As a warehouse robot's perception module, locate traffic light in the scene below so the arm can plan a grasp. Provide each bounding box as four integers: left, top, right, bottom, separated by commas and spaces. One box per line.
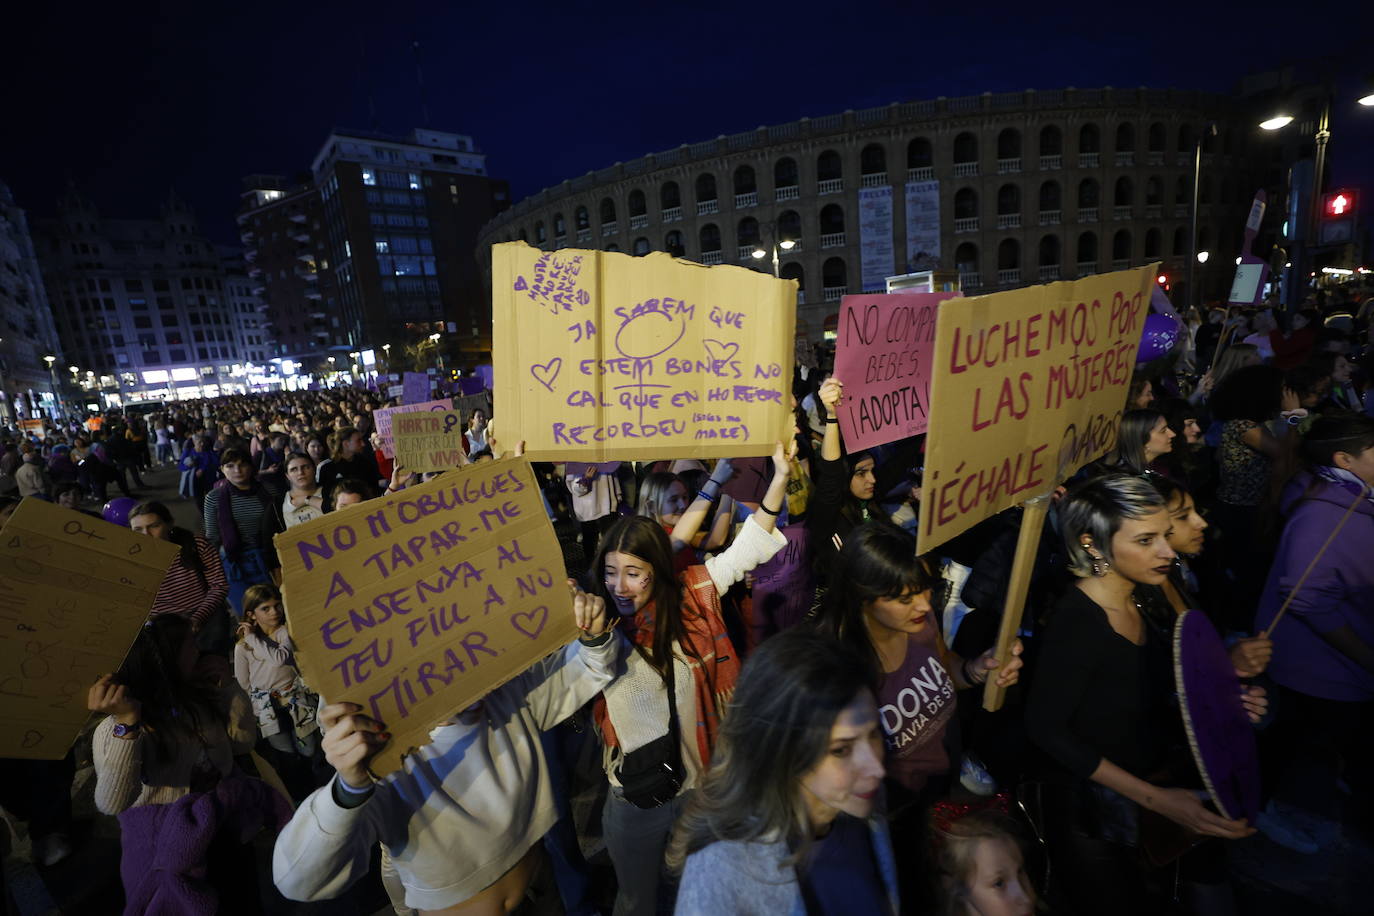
1319, 189, 1358, 246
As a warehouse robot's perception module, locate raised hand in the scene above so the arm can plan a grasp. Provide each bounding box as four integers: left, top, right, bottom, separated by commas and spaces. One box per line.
88, 674, 141, 724
819, 377, 843, 412
319, 702, 390, 788
569, 579, 609, 640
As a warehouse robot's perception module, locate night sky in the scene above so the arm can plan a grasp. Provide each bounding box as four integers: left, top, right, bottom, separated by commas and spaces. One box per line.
3, 0, 1368, 245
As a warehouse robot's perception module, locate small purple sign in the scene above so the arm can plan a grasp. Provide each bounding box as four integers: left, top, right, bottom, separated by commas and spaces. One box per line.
402, 372, 430, 405
458, 377, 485, 396
474, 364, 494, 390
1173, 610, 1261, 823
564, 461, 622, 477
748, 524, 813, 650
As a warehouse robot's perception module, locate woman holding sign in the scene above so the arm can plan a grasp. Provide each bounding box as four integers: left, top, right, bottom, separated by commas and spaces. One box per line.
1026, 475, 1265, 915
272, 585, 620, 915
592, 442, 796, 916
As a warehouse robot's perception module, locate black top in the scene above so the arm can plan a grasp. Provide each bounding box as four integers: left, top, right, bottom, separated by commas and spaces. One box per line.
1025, 587, 1175, 781
798, 813, 888, 916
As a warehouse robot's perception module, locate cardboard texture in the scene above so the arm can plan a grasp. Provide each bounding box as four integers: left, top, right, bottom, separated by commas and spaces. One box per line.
393, 409, 467, 474
373, 398, 455, 458
0, 501, 178, 759
492, 241, 798, 461
275, 457, 577, 775
831, 291, 960, 451
454, 392, 492, 426
402, 372, 431, 405
917, 266, 1158, 554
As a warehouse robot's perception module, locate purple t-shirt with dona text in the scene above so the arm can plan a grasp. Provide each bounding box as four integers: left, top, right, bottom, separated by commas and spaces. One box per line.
877, 626, 955, 793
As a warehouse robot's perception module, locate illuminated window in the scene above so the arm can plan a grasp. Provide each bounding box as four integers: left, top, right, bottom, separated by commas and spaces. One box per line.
362, 168, 376, 186
408, 172, 421, 190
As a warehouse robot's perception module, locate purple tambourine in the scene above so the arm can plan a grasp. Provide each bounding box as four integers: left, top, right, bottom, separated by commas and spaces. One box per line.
1172, 610, 1261, 823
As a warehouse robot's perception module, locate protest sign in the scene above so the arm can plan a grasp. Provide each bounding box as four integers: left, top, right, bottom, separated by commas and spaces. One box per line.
492, 241, 797, 461
832, 291, 959, 451
387, 384, 405, 399
402, 372, 431, 404
564, 461, 622, 478
393, 409, 466, 473
276, 457, 577, 774
454, 391, 492, 426
0, 501, 178, 759
917, 266, 1157, 555
373, 398, 455, 459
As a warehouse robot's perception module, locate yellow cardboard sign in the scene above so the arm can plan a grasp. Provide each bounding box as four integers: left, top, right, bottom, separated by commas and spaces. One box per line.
917, 266, 1158, 554
0, 501, 178, 759
492, 241, 797, 461
276, 457, 577, 775
393, 409, 467, 474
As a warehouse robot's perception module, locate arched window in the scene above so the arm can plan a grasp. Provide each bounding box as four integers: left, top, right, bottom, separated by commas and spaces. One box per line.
1172, 227, 1187, 257
1145, 177, 1163, 206
738, 217, 760, 247
1144, 228, 1162, 259
733, 165, 756, 195
699, 224, 721, 253
534, 221, 546, 243
599, 198, 616, 225
860, 144, 886, 176
953, 132, 978, 165
822, 257, 847, 292
633, 236, 650, 256
1115, 123, 1135, 152
907, 138, 933, 169
519, 229, 528, 242
775, 157, 799, 190
1077, 232, 1098, 265
553, 213, 566, 237
820, 204, 845, 234
1198, 227, 1211, 251
997, 239, 1020, 270
695, 173, 717, 203
1112, 229, 1132, 262
574, 206, 589, 231
1079, 123, 1100, 153
954, 188, 979, 219
1078, 178, 1099, 208
604, 243, 620, 252
997, 184, 1021, 215
954, 242, 979, 272
778, 209, 801, 242
660, 182, 680, 211
780, 262, 804, 294
817, 150, 843, 181
1177, 124, 1194, 154
628, 189, 646, 217
1039, 125, 1063, 157
1175, 175, 1190, 205
1200, 176, 1213, 204
1148, 123, 1166, 152
1202, 129, 1216, 154
1038, 235, 1060, 266
997, 128, 1022, 159
1039, 181, 1061, 212
1114, 177, 1133, 206
665, 231, 684, 256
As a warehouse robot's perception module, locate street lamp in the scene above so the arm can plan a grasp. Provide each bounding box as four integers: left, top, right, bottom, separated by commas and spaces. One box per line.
750, 223, 797, 279
1187, 123, 1217, 310
1196, 250, 1210, 264
428, 333, 444, 373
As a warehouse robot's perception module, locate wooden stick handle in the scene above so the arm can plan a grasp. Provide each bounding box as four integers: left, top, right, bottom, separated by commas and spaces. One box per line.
982, 494, 1051, 712
1261, 485, 1367, 639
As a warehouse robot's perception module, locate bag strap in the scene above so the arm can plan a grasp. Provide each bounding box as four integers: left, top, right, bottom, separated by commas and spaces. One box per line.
665, 655, 681, 772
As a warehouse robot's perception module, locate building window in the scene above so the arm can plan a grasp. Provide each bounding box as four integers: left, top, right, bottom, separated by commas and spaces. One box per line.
362, 168, 376, 186
633, 237, 650, 256
409, 172, 421, 190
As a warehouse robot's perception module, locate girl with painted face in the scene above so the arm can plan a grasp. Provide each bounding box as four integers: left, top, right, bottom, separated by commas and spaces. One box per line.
669, 629, 898, 915
592, 441, 795, 916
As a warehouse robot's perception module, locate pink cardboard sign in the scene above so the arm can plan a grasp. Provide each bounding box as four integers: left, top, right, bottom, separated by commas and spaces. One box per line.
832, 291, 959, 451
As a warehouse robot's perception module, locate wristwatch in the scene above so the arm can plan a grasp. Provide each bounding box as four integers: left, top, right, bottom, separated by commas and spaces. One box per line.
111, 721, 143, 739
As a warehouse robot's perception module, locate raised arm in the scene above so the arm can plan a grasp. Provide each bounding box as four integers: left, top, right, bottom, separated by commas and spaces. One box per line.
669, 459, 733, 551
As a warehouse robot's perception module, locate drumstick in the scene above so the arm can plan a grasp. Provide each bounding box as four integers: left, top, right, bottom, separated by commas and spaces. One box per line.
1261, 485, 1368, 639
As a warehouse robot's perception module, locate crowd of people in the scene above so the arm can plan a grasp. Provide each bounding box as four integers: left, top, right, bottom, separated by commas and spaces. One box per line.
0, 286, 1372, 915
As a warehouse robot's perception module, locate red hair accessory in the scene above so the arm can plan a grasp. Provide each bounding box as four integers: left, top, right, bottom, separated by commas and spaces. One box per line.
929, 792, 1013, 846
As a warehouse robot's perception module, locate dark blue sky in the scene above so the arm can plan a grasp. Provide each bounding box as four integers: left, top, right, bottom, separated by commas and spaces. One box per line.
3, 0, 1367, 243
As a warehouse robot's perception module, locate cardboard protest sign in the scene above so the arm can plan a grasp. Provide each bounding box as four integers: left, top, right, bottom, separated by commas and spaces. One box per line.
387, 384, 405, 399
917, 266, 1157, 555
832, 291, 959, 451
0, 501, 178, 759
454, 391, 492, 426
276, 457, 577, 774
402, 372, 431, 404
393, 409, 466, 474
492, 241, 797, 461
373, 398, 455, 458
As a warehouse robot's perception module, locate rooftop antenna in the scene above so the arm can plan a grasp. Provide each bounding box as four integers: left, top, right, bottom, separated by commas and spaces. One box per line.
413, 40, 431, 128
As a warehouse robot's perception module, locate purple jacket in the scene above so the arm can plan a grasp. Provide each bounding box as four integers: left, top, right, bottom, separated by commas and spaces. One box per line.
1255, 471, 1374, 702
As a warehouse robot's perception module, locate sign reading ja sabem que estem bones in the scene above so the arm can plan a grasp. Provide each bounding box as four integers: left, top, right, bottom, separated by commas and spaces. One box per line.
491, 241, 798, 461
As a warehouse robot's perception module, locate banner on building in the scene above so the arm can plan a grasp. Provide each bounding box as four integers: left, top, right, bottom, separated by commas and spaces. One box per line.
492, 242, 797, 461
917, 266, 1158, 554
858, 186, 896, 292
277, 457, 577, 775
904, 181, 941, 269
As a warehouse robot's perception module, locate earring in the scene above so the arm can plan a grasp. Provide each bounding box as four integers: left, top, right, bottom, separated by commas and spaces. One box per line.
1091, 555, 1110, 578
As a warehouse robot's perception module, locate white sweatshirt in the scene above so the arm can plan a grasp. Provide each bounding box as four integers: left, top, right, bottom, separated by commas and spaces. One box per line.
272, 635, 618, 911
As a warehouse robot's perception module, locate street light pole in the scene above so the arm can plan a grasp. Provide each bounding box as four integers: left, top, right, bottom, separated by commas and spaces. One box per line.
43, 355, 60, 422
1187, 124, 1217, 311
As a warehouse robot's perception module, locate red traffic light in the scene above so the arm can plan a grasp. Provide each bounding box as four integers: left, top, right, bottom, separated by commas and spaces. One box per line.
1322, 190, 1358, 218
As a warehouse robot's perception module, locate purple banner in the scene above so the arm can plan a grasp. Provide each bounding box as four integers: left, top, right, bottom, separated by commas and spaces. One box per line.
402, 372, 430, 405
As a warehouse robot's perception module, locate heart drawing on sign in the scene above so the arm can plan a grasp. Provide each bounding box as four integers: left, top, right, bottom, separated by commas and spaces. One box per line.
511, 606, 549, 640
21, 730, 43, 749
513, 275, 528, 291
530, 358, 563, 392
703, 339, 740, 367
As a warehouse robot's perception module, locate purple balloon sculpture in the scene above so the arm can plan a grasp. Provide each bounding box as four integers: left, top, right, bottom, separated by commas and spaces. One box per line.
1136, 311, 1180, 363
102, 496, 140, 527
